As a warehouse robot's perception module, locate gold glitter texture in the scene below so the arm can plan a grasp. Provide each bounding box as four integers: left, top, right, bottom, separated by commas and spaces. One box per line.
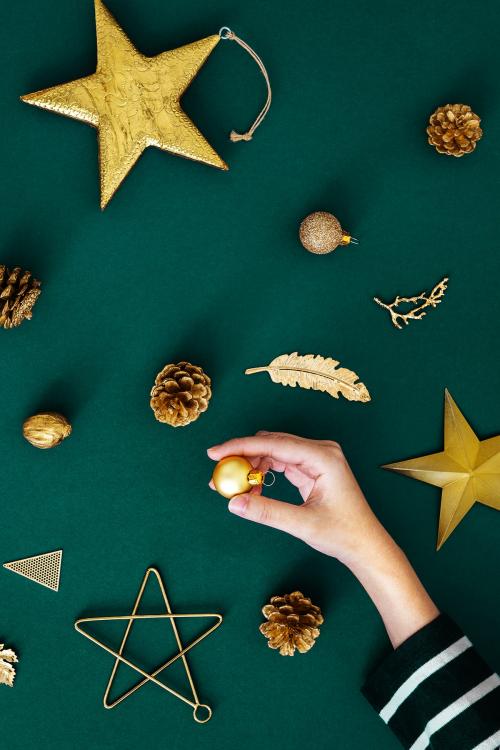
299, 212, 350, 255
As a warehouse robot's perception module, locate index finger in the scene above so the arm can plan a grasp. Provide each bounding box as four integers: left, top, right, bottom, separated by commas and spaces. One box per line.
207, 433, 325, 476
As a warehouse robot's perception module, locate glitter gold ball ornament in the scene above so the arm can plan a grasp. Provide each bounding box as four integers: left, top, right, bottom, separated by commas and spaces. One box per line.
427, 104, 482, 157
212, 456, 273, 499
0, 265, 41, 330
150, 362, 211, 428
260, 591, 324, 656
299, 211, 357, 255
23, 412, 72, 449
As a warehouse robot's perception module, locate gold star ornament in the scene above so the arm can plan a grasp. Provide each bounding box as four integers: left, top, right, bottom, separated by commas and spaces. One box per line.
383, 390, 500, 549
21, 0, 227, 208
75, 567, 223, 722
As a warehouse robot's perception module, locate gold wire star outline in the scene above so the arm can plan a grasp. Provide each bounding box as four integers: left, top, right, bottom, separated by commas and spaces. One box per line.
383, 389, 500, 549
21, 0, 228, 208
74, 567, 223, 723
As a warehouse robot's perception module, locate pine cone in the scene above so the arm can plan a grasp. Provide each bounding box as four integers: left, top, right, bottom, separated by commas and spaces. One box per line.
150, 361, 212, 427
0, 265, 41, 329
427, 104, 482, 157
259, 591, 324, 656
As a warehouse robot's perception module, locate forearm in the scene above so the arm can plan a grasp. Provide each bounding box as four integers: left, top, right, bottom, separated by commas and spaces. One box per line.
341, 523, 440, 648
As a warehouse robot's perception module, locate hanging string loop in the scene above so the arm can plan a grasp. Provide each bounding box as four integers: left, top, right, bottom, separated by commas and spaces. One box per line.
218, 27, 272, 143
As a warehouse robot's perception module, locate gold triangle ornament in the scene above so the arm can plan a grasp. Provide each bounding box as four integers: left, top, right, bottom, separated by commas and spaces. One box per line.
3, 549, 62, 591
75, 567, 223, 723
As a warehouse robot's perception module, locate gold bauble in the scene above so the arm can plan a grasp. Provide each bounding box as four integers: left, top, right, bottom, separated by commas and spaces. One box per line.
299, 211, 353, 255
212, 456, 264, 499
23, 412, 72, 449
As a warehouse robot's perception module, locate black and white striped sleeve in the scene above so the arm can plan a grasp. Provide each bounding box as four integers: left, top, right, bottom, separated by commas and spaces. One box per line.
362, 614, 500, 750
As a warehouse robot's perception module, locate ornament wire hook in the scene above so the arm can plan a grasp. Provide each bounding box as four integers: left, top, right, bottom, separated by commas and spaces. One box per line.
263, 471, 276, 488
218, 26, 233, 39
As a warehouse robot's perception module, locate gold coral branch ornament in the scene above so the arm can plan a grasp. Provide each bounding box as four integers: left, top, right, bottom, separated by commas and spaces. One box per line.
245, 353, 370, 403
74, 567, 223, 723
374, 277, 449, 330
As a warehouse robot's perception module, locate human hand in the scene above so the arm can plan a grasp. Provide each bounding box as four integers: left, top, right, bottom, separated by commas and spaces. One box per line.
208, 431, 440, 648
207, 431, 388, 566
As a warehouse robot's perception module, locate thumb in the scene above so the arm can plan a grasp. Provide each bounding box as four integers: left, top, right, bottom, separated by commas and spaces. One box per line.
228, 493, 305, 537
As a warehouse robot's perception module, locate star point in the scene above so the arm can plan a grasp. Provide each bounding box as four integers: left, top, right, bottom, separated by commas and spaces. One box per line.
383, 390, 500, 549
21, 0, 227, 207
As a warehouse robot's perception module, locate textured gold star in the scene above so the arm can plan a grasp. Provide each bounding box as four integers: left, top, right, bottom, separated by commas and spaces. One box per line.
383, 390, 500, 549
21, 0, 227, 208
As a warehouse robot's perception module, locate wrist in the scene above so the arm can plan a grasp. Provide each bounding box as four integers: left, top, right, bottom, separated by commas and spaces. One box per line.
336, 516, 397, 572
335, 524, 439, 648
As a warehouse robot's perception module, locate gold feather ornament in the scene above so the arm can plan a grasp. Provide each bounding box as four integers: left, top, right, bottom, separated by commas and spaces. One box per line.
245, 353, 370, 403
0, 642, 18, 687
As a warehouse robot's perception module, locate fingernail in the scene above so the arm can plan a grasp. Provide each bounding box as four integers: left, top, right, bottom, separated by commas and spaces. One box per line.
228, 494, 249, 516
207, 445, 220, 456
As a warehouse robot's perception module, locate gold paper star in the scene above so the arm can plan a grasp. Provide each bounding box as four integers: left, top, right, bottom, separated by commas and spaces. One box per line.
21, 0, 227, 208
383, 390, 500, 549
75, 567, 223, 722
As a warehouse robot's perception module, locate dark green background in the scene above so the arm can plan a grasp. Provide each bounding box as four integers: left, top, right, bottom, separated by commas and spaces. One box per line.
1, 0, 499, 748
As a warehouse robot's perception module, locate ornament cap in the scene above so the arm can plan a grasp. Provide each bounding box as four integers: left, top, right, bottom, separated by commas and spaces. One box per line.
247, 469, 264, 486
248, 469, 275, 487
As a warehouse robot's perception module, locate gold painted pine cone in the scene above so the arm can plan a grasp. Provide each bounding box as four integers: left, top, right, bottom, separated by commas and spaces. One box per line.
427, 104, 482, 157
150, 361, 212, 427
259, 591, 324, 656
0, 265, 41, 329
